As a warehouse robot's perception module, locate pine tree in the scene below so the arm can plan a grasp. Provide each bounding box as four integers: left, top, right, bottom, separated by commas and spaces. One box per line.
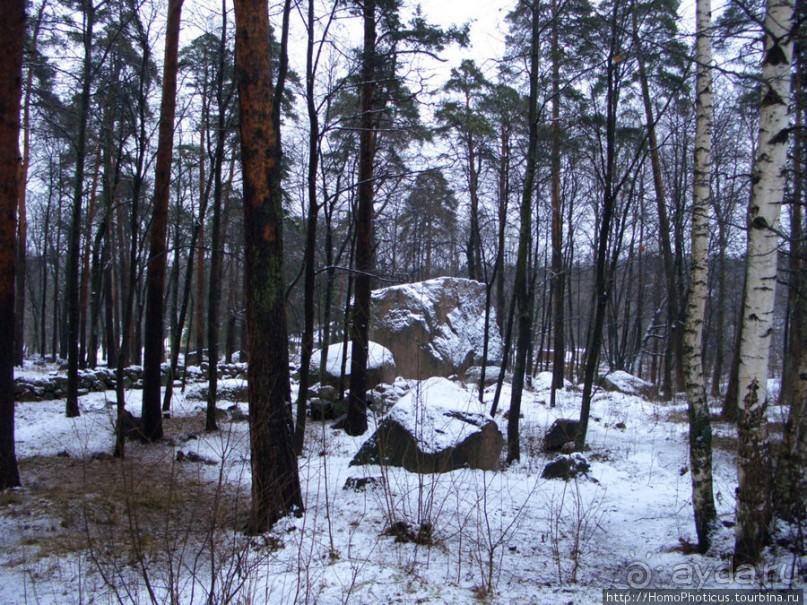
0, 0, 25, 490
233, 0, 304, 532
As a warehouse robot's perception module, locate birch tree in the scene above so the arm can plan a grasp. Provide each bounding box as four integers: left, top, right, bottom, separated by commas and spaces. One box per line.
734, 0, 795, 566
683, 0, 716, 552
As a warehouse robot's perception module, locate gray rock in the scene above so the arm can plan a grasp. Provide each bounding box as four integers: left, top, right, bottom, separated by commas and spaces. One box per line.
464, 365, 509, 386
350, 377, 503, 473
310, 342, 396, 390
343, 476, 384, 491
599, 370, 655, 398
370, 277, 503, 380
543, 419, 580, 452
541, 453, 590, 480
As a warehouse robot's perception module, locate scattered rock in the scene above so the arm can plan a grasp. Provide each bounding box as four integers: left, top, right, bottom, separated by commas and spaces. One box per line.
229, 408, 249, 423
330, 414, 348, 431
343, 476, 385, 491
382, 521, 433, 545
308, 397, 332, 421
350, 377, 503, 473
117, 410, 145, 440
318, 385, 338, 401
464, 366, 510, 386
543, 419, 580, 452
176, 450, 217, 466
541, 454, 590, 481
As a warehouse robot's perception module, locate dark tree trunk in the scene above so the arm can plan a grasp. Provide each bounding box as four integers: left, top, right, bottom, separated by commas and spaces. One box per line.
205, 1, 230, 433
142, 0, 183, 442
14, 1, 46, 366
66, 0, 96, 418
79, 145, 101, 369
633, 8, 684, 399
576, 0, 622, 451
234, 0, 303, 533
549, 0, 565, 405
346, 0, 378, 437
509, 4, 541, 461
294, 0, 328, 454
0, 0, 24, 490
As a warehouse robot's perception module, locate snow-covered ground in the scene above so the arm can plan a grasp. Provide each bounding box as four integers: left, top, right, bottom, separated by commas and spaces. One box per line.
0, 365, 802, 604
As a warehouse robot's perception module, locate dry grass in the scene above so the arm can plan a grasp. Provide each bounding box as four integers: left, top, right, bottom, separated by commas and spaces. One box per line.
661, 406, 786, 453
2, 413, 251, 566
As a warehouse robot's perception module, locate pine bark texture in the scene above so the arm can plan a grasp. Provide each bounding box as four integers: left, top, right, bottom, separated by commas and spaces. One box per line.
684, 0, 717, 552
234, 0, 303, 533
734, 0, 794, 566
346, 0, 378, 437
142, 0, 184, 442
14, 1, 45, 367
0, 0, 24, 490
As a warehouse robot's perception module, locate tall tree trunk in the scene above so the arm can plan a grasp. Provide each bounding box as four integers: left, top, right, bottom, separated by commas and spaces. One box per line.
549, 0, 565, 405
507, 0, 540, 464
294, 0, 331, 453
14, 0, 47, 366
632, 6, 684, 398
234, 0, 303, 533
466, 137, 482, 282
0, 0, 25, 490
194, 210, 205, 359
733, 0, 794, 566
79, 144, 102, 368
346, 0, 378, 437
576, 0, 622, 451
684, 0, 717, 552
65, 0, 96, 418
142, 0, 184, 442
205, 1, 230, 433
39, 169, 53, 357
710, 220, 727, 397
495, 123, 509, 333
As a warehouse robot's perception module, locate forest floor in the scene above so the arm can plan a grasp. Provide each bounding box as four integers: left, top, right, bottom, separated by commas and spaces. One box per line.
0, 365, 803, 604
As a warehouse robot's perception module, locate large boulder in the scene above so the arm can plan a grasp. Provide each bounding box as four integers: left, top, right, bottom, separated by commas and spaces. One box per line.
543, 418, 580, 452
600, 370, 655, 398
310, 341, 396, 389
350, 377, 503, 473
370, 277, 503, 380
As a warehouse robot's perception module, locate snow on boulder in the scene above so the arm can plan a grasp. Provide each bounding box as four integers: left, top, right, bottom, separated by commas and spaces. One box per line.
370, 277, 503, 379
541, 453, 590, 481
350, 377, 503, 473
310, 342, 396, 389
599, 370, 655, 398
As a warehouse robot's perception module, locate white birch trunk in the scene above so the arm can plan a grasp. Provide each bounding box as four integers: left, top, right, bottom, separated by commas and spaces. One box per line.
734, 0, 795, 566
684, 0, 716, 553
